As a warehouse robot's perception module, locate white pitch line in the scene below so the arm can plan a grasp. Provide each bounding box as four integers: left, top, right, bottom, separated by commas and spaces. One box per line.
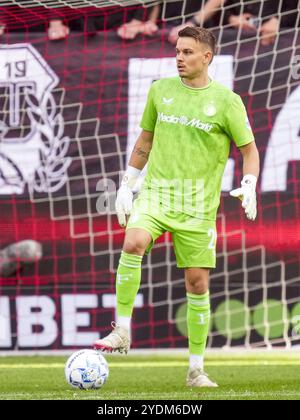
1, 360, 300, 369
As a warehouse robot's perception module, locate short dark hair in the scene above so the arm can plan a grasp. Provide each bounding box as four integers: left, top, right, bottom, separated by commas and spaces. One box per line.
178, 26, 216, 57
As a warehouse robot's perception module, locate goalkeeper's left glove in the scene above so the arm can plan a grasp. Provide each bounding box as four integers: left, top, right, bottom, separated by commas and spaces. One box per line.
230, 174, 257, 221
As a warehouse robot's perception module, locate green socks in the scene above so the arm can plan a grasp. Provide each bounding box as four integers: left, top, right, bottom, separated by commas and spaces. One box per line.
116, 252, 210, 357
186, 291, 211, 356
116, 251, 143, 318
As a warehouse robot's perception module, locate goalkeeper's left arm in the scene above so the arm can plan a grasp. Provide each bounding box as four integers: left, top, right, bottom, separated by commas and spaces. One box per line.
230, 141, 260, 221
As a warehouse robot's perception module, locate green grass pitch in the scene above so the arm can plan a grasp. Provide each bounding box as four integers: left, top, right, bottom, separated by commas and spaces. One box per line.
1, 352, 300, 400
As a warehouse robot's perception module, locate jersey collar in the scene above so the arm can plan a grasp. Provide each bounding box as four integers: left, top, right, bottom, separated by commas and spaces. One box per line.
180, 77, 213, 91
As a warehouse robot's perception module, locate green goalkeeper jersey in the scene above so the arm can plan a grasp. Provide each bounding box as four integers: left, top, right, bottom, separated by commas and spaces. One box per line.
139, 76, 254, 221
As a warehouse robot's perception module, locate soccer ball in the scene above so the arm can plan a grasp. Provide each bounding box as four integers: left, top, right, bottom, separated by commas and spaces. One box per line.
65, 349, 109, 390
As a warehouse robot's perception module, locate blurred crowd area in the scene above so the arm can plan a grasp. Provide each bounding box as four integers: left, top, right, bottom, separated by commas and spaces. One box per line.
0, 0, 298, 46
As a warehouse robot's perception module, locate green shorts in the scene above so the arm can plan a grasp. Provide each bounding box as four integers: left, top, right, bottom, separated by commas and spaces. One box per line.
126, 197, 217, 268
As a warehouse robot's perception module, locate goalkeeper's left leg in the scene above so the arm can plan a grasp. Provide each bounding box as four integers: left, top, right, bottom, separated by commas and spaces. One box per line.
185, 268, 218, 387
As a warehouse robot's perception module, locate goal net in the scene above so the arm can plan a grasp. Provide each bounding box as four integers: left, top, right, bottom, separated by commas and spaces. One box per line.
0, 0, 300, 351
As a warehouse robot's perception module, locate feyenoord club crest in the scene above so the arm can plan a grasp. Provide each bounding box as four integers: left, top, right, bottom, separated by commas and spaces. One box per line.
0, 43, 71, 194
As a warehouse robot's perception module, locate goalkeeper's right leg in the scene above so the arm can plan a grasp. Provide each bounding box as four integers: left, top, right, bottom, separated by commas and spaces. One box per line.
93, 322, 131, 353
94, 244, 145, 353
93, 223, 154, 353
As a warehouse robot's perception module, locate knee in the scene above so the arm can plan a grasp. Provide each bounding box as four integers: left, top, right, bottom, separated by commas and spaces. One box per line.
123, 239, 146, 256
186, 272, 209, 295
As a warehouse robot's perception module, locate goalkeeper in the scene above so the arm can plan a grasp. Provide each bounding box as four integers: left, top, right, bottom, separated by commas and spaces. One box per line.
94, 26, 260, 388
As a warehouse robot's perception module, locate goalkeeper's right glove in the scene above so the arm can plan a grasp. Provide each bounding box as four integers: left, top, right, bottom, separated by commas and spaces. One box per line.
115, 166, 141, 227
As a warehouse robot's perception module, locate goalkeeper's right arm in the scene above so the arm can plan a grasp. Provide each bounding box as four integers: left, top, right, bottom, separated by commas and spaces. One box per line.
115, 130, 153, 227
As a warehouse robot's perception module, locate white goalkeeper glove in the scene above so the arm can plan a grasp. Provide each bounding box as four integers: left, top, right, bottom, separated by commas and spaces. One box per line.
230, 174, 257, 221
115, 166, 141, 227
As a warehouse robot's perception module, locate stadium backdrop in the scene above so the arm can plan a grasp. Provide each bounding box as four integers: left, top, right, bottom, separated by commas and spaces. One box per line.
0, 8, 300, 351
